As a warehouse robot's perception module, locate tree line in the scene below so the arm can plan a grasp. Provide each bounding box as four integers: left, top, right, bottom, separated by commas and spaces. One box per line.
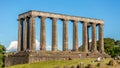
79, 38, 120, 57
0, 44, 5, 67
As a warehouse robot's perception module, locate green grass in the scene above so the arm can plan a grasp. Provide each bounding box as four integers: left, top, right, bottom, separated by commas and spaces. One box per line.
7, 58, 112, 68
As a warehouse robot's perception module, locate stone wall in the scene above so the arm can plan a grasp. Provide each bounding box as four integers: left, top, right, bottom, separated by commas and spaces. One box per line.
5, 51, 110, 67
5, 52, 29, 67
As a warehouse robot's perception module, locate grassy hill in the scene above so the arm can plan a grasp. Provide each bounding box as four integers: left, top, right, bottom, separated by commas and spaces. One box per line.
7, 58, 112, 68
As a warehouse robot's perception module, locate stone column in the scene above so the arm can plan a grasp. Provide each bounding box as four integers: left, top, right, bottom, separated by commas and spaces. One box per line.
99, 24, 104, 53
92, 23, 97, 52
52, 18, 58, 51
30, 16, 36, 52
87, 26, 91, 51
73, 20, 78, 51
63, 19, 68, 51
23, 18, 28, 51
40, 16, 46, 51
27, 18, 30, 49
18, 19, 23, 51
82, 22, 88, 52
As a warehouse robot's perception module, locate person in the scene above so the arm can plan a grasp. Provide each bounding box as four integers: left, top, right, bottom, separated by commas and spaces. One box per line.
97, 56, 101, 62
79, 54, 82, 58
86, 53, 89, 58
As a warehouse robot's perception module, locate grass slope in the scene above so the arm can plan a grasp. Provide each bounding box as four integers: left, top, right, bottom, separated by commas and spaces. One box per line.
8, 58, 112, 68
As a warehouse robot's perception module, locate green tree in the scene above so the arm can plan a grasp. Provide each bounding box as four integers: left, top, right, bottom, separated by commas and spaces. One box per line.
0, 44, 6, 67
104, 38, 115, 55
78, 45, 82, 51
104, 38, 120, 57
0, 45, 5, 54
115, 40, 120, 47
78, 38, 120, 58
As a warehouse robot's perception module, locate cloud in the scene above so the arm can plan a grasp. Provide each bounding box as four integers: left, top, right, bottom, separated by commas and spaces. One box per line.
7, 40, 52, 52
46, 45, 51, 51
36, 40, 40, 50
89, 39, 92, 42
7, 41, 18, 52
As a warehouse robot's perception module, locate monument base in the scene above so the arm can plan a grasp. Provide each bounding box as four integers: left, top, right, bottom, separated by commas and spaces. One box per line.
5, 51, 110, 67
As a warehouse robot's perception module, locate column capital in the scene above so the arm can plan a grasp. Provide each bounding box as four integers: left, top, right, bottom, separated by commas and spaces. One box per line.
39, 16, 46, 19
40, 16, 46, 22
92, 23, 97, 25
24, 16, 30, 20
18, 18, 24, 21
62, 19, 69, 21
29, 15, 36, 19
99, 23, 104, 26
50, 17, 58, 20
82, 21, 91, 27
72, 20, 79, 23
82, 21, 89, 23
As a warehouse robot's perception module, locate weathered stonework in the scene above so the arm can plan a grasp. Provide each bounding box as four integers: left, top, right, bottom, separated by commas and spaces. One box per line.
17, 10, 104, 52
82, 22, 88, 52
52, 18, 58, 51
73, 21, 78, 51
5, 52, 110, 67
40, 16, 46, 51
5, 10, 106, 67
63, 19, 68, 51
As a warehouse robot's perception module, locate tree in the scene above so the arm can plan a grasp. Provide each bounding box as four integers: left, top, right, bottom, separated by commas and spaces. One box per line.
78, 45, 82, 51
104, 38, 120, 57
0, 45, 6, 54
78, 38, 120, 57
0, 44, 6, 67
103, 38, 115, 55
115, 40, 120, 47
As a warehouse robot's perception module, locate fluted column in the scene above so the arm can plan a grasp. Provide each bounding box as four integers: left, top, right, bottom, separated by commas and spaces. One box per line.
18, 19, 23, 51
23, 18, 28, 51
40, 16, 46, 51
52, 18, 57, 51
30, 16, 36, 52
82, 22, 88, 52
99, 24, 104, 53
73, 21, 78, 51
92, 23, 97, 52
63, 19, 68, 51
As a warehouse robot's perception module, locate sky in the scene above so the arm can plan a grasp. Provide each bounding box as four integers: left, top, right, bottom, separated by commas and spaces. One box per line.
0, 0, 120, 51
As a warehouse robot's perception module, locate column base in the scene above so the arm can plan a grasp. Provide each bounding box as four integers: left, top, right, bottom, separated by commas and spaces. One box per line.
100, 51, 105, 54
83, 50, 89, 53
91, 50, 98, 53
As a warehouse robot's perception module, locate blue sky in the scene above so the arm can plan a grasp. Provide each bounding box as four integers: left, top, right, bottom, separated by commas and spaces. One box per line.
0, 0, 120, 51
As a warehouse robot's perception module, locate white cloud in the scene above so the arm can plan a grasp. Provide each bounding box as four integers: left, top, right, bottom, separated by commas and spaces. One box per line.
36, 40, 40, 50
46, 45, 51, 51
7, 40, 52, 52
7, 41, 18, 52
89, 39, 92, 42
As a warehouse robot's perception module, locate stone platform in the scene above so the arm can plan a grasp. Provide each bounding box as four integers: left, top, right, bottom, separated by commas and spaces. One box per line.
5, 51, 110, 67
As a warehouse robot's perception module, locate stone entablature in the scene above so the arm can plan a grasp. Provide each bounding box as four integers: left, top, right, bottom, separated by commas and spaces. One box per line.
19, 10, 104, 24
